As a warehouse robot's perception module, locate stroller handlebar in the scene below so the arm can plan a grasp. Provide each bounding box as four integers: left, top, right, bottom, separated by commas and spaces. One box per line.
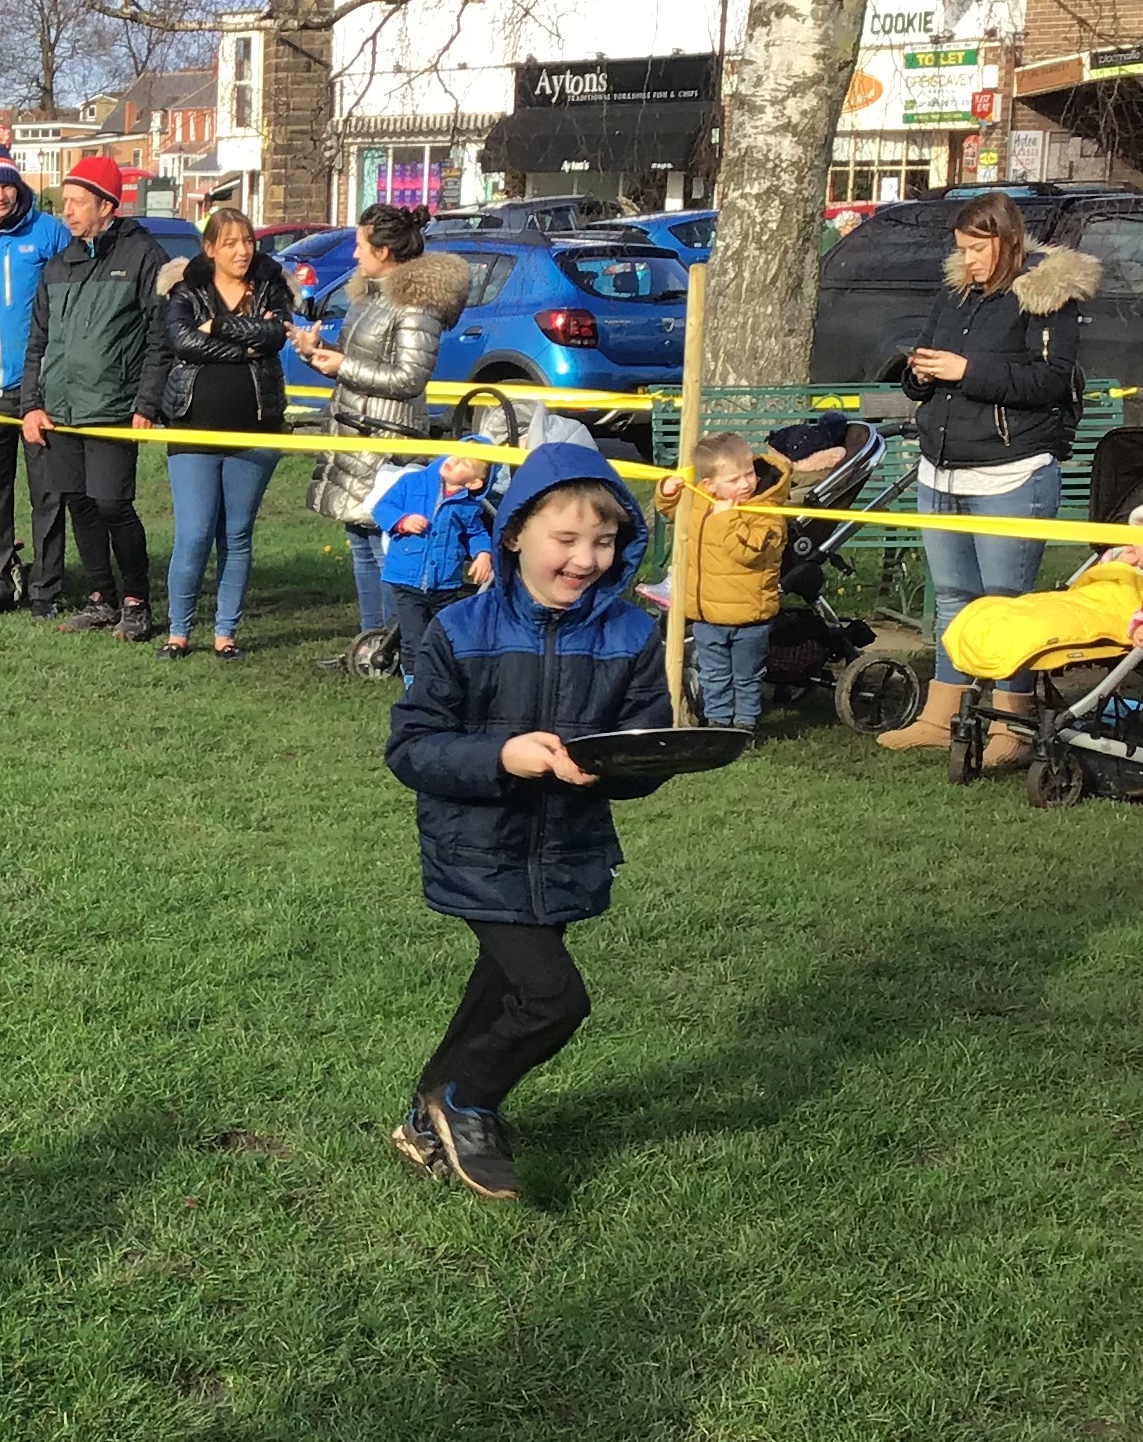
876, 421, 919, 440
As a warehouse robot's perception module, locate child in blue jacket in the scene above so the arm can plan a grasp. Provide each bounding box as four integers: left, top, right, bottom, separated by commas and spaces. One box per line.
385, 442, 671, 1202
371, 438, 494, 681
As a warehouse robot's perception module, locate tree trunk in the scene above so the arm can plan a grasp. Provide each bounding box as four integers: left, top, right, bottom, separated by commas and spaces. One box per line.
704, 0, 865, 388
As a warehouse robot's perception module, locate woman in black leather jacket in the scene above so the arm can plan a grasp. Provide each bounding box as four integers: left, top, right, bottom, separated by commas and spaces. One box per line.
157, 208, 295, 660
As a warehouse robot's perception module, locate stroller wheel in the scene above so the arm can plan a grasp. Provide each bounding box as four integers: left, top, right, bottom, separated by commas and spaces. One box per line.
948, 734, 983, 786
1027, 753, 1084, 809
346, 622, 400, 680
834, 653, 921, 734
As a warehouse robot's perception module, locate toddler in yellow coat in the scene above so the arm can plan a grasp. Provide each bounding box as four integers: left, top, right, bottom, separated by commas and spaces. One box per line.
656, 431, 792, 734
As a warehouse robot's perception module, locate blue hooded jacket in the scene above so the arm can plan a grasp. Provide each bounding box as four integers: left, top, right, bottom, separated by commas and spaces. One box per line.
0, 170, 69, 392
372, 442, 493, 593
385, 442, 672, 925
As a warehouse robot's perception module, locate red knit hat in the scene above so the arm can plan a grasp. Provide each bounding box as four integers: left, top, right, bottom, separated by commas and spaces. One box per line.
63, 157, 122, 208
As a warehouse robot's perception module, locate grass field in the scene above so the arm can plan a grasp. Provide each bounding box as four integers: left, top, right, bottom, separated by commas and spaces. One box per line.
1, 451, 1141, 1442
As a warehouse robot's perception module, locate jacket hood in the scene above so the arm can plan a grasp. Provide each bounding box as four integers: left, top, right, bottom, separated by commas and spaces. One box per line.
0, 174, 35, 234
346, 250, 470, 328
157, 247, 302, 303
943, 244, 1102, 314
492, 442, 647, 611
751, 448, 793, 504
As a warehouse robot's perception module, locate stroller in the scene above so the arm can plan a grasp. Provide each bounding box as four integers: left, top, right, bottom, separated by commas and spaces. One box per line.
637, 420, 924, 734
947, 426, 1143, 806
337, 387, 521, 679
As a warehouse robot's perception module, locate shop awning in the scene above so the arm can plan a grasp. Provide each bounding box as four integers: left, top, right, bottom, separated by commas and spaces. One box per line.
206, 170, 242, 202
480, 102, 716, 174
1014, 47, 1143, 167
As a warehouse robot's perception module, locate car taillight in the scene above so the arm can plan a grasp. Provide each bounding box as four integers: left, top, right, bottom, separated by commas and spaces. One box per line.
294, 262, 318, 289
534, 308, 598, 347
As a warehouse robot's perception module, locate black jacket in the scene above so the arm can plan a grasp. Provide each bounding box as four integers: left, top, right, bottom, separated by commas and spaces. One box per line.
385, 444, 672, 926
21, 216, 171, 424
902, 245, 1101, 467
158, 250, 297, 427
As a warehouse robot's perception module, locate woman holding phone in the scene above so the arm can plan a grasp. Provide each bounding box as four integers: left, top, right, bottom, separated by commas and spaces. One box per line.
879, 191, 1100, 765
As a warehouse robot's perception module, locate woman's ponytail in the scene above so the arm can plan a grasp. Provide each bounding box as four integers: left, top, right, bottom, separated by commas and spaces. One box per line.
357, 202, 430, 262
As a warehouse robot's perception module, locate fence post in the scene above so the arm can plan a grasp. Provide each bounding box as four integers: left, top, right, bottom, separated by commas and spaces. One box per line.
666, 262, 707, 726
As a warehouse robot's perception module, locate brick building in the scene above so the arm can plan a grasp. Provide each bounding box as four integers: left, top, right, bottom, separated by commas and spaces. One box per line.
1011, 0, 1143, 182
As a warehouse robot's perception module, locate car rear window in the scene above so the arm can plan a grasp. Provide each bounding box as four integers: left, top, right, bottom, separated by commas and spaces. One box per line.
555, 251, 689, 302
279, 229, 353, 258
822, 201, 1057, 285
147, 232, 201, 260
669, 217, 715, 249
429, 214, 505, 232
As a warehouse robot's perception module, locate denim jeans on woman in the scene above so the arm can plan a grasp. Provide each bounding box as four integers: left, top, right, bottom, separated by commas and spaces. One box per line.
919, 458, 1061, 693
345, 524, 397, 631
691, 619, 773, 727
167, 448, 279, 639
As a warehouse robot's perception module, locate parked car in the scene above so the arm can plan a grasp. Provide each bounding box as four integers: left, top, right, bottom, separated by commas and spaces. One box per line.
273, 226, 355, 297
587, 209, 716, 267
135, 215, 201, 260
812, 180, 1143, 393
283, 232, 689, 427
254, 222, 332, 254
426, 196, 622, 237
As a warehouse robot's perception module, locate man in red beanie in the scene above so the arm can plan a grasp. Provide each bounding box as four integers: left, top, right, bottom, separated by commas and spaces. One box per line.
20, 155, 171, 640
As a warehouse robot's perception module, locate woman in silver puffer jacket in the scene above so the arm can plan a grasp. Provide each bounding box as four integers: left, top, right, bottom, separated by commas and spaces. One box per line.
290, 204, 469, 633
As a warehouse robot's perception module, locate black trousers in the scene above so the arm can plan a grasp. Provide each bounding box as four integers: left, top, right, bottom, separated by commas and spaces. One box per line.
44, 428, 149, 605
418, 921, 592, 1112
391, 584, 463, 677
0, 391, 63, 603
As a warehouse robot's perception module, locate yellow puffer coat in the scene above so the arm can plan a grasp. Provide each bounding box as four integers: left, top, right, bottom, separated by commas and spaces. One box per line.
654, 451, 792, 626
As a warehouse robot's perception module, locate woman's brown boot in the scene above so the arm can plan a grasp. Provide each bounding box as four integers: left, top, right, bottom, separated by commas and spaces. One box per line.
981, 691, 1035, 768
877, 680, 967, 751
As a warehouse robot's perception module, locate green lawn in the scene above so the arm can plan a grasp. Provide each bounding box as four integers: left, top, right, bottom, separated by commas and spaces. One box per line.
1, 453, 1141, 1442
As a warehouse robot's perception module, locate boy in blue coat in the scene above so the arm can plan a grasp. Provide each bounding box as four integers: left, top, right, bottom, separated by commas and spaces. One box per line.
385, 442, 671, 1201
371, 438, 494, 681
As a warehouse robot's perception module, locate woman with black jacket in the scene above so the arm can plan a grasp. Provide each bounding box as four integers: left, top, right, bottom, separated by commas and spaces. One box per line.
879, 191, 1100, 763
157, 207, 295, 660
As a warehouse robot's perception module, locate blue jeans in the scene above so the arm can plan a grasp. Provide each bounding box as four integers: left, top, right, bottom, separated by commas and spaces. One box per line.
692, 620, 773, 726
919, 459, 1061, 692
167, 448, 279, 640
346, 525, 397, 631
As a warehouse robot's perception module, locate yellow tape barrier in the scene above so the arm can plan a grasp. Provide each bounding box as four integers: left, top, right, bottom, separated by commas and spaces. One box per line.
286, 381, 663, 412
11, 414, 1143, 547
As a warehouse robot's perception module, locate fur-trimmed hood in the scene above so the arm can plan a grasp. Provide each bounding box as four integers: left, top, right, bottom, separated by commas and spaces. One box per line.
943, 244, 1102, 315
345, 250, 469, 328
157, 248, 302, 304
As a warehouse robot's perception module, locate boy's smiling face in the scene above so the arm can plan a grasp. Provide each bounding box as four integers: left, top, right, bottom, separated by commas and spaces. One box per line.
507, 495, 620, 609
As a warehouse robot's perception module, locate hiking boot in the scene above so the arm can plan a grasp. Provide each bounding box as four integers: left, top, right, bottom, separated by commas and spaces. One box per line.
29, 600, 59, 621
58, 593, 119, 632
424, 1083, 521, 1201
112, 598, 154, 643
390, 1095, 451, 1182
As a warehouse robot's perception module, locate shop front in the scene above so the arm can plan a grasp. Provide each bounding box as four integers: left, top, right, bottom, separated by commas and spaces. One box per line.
1012, 49, 1143, 181
480, 54, 719, 212
336, 111, 503, 224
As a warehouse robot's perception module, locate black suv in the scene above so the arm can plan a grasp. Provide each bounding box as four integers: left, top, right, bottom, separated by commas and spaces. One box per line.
811, 182, 1143, 401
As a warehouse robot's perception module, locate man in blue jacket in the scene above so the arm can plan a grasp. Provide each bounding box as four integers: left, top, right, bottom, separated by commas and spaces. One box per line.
0, 148, 68, 613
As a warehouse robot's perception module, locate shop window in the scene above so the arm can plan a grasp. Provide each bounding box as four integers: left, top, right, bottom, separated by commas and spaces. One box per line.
361, 144, 454, 213
830, 132, 932, 204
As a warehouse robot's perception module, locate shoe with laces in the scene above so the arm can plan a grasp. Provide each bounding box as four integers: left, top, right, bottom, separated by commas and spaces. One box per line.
112, 598, 154, 643
58, 593, 119, 633
424, 1083, 521, 1201
390, 1095, 451, 1182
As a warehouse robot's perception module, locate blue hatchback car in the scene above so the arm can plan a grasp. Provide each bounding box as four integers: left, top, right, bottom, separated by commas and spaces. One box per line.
587, 210, 717, 268
273, 226, 356, 297
283, 232, 689, 415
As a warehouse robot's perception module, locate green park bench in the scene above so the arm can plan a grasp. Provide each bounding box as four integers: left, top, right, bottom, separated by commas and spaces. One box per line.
648, 380, 1125, 628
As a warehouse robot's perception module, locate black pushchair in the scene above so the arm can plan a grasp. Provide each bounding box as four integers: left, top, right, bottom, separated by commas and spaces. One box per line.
637, 420, 924, 733
948, 426, 1143, 805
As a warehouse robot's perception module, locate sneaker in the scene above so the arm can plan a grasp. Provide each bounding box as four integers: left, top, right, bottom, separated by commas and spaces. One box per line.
112, 599, 154, 643
390, 1095, 451, 1182
424, 1083, 521, 1201
58, 593, 119, 633
29, 600, 59, 621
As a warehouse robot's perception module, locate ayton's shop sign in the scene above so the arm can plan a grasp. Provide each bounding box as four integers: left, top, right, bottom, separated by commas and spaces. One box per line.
515, 54, 716, 109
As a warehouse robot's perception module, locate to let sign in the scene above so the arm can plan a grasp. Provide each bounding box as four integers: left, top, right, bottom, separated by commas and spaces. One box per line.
971, 90, 995, 120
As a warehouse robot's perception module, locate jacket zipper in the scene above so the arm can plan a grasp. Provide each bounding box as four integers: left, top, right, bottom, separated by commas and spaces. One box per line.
528, 614, 559, 918
249, 361, 262, 421
994, 404, 1011, 446
4, 250, 10, 308
694, 507, 711, 622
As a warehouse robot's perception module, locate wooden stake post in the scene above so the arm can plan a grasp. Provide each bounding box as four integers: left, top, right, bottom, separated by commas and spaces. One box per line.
666, 262, 708, 725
